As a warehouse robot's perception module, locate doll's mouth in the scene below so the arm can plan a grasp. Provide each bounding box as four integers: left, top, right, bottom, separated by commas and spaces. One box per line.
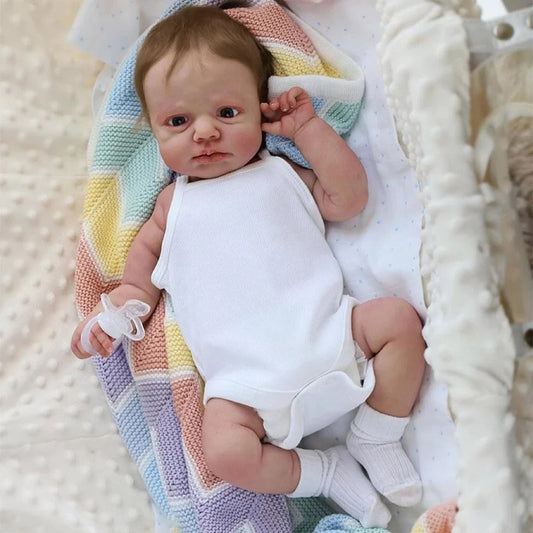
193, 152, 229, 163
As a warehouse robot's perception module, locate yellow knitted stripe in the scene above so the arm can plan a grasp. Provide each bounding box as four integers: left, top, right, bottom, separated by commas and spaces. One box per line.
269, 49, 329, 77
90, 227, 138, 279
82, 174, 117, 219
268, 46, 342, 78
83, 177, 143, 278
165, 321, 195, 372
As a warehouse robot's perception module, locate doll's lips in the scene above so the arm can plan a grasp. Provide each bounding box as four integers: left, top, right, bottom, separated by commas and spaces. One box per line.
193, 152, 229, 163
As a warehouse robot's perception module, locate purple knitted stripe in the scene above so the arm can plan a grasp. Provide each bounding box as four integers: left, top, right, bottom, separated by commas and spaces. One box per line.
195, 486, 291, 533
91, 344, 132, 404
136, 379, 174, 427
154, 404, 190, 498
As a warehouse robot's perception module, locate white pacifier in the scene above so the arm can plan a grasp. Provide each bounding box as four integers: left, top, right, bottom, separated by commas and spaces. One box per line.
80, 293, 151, 356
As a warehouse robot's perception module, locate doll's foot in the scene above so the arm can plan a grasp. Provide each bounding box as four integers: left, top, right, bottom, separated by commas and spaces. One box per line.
292, 446, 391, 528
346, 403, 422, 507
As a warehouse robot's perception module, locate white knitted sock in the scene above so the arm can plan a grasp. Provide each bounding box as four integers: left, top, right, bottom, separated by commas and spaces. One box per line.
346, 403, 422, 507
288, 446, 391, 528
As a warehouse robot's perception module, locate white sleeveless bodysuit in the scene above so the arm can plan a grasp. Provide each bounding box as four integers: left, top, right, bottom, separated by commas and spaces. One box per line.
152, 151, 374, 448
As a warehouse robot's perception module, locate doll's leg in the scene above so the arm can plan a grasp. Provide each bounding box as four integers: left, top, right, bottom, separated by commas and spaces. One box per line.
351, 297, 426, 417
202, 398, 299, 493
202, 398, 391, 527
347, 297, 426, 506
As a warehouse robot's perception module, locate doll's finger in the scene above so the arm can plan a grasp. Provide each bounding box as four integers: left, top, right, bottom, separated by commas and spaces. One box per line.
71, 338, 90, 359
289, 86, 304, 101
71, 328, 91, 358
100, 336, 115, 356
91, 329, 113, 357
260, 102, 278, 121
280, 89, 292, 108
80, 342, 94, 358
261, 121, 281, 136
88, 331, 104, 356
260, 102, 271, 118
268, 98, 280, 110
70, 336, 80, 357
288, 88, 299, 108
278, 93, 291, 112
79, 337, 95, 358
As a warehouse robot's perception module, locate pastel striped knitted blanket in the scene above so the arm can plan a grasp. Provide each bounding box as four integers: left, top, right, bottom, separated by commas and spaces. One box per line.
74, 1, 371, 531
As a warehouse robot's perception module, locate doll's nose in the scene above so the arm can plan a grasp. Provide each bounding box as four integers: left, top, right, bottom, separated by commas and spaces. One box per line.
193, 117, 220, 142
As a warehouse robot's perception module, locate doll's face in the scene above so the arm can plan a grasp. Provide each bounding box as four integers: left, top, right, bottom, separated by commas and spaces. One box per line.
144, 48, 263, 180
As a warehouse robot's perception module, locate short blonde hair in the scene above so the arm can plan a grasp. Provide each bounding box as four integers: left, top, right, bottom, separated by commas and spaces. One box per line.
134, 6, 274, 119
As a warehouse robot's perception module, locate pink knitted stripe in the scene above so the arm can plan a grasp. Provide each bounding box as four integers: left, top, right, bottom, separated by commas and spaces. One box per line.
228, 3, 316, 57
75, 233, 111, 316
131, 300, 169, 374
422, 501, 457, 533
171, 377, 223, 489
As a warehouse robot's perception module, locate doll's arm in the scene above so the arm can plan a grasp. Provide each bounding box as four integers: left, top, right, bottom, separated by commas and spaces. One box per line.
261, 87, 367, 222
71, 184, 174, 358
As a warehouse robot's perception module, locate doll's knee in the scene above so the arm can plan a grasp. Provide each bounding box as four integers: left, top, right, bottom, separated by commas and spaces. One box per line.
203, 426, 261, 487
202, 399, 264, 486
392, 299, 423, 338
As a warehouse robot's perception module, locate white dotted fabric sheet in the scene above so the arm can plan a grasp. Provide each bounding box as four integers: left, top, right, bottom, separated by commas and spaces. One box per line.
0, 1, 458, 532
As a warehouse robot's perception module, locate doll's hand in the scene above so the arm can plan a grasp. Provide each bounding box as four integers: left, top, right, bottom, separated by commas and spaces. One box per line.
71, 315, 115, 359
261, 87, 316, 140
71, 294, 150, 358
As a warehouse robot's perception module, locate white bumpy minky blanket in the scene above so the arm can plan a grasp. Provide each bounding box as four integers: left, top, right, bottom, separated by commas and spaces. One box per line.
0, 1, 155, 532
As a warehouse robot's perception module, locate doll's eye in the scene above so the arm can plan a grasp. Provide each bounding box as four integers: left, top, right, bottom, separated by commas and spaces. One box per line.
168, 116, 187, 127
219, 107, 239, 118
